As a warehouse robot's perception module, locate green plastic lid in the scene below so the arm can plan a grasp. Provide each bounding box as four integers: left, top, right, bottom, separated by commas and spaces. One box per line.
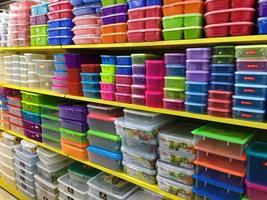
41, 103, 59, 111
42, 133, 60, 143
60, 128, 87, 137
192, 124, 254, 144
41, 123, 60, 132
41, 114, 60, 122
164, 76, 186, 81
68, 162, 100, 179
88, 130, 121, 142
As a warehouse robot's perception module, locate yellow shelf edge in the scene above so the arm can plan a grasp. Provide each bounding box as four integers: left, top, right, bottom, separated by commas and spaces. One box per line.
0, 177, 29, 200
1, 129, 181, 200
0, 36, 267, 51
2, 84, 267, 130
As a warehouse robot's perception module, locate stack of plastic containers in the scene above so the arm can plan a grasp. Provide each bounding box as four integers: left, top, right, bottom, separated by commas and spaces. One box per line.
33, 58, 55, 90
208, 46, 235, 117
127, 2, 162, 42
205, 0, 256, 37
0, 11, 9, 47
115, 109, 172, 184
8, 1, 36, 47
0, 132, 19, 187
157, 123, 198, 199
71, 0, 102, 44
162, 1, 204, 40
233, 45, 267, 122
246, 142, 267, 200
47, 0, 74, 45
52, 54, 68, 94
100, 0, 128, 43
14, 141, 39, 199
35, 147, 72, 200
258, 0, 267, 34
164, 53, 186, 110
192, 124, 254, 200
41, 101, 62, 149
185, 48, 211, 114
3, 55, 12, 85
87, 104, 123, 170
60, 104, 89, 160
115, 55, 133, 103
81, 57, 101, 98
146, 59, 165, 108
58, 162, 100, 200
7, 94, 23, 135
30, 2, 49, 46
100, 55, 116, 100
87, 172, 138, 199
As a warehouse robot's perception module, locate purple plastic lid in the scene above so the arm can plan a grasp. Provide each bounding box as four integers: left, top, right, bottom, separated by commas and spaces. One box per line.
59, 104, 88, 112
186, 59, 210, 63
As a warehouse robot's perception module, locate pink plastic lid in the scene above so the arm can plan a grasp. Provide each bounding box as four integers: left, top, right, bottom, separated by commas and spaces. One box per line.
207, 107, 231, 112
245, 179, 267, 192
128, 7, 145, 13
52, 77, 66, 81
145, 91, 163, 95
205, 22, 254, 28
100, 90, 114, 94
131, 84, 145, 89
53, 84, 66, 88
208, 98, 232, 104
146, 76, 164, 80
131, 94, 145, 98
115, 92, 131, 97
205, 8, 255, 17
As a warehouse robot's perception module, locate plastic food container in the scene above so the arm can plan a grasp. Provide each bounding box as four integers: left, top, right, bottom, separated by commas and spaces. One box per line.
236, 59, 267, 71
235, 84, 267, 98
6, 96, 21, 108
81, 73, 100, 82
165, 77, 185, 89
157, 175, 194, 199
164, 88, 185, 100
116, 84, 132, 94
185, 102, 207, 114
186, 59, 210, 71
87, 104, 122, 117
87, 146, 122, 171
246, 179, 267, 200
8, 105, 22, 117
101, 13, 128, 25
87, 113, 117, 134
186, 71, 210, 82
166, 64, 186, 76
121, 146, 157, 169
233, 95, 266, 110
100, 90, 115, 101
157, 160, 194, 185
14, 146, 39, 165
212, 55, 235, 64
59, 104, 88, 122
87, 173, 138, 200
146, 76, 164, 92
186, 81, 209, 94
101, 23, 127, 34
60, 128, 87, 144
131, 85, 145, 95
121, 136, 157, 154
162, 1, 204, 16
211, 64, 235, 73
101, 4, 128, 16
100, 73, 115, 83
145, 91, 163, 108
83, 89, 100, 98
73, 15, 100, 26
34, 174, 58, 194
210, 81, 234, 91
132, 75, 146, 85
233, 107, 265, 122
205, 0, 230, 12
235, 72, 267, 85
164, 53, 186, 65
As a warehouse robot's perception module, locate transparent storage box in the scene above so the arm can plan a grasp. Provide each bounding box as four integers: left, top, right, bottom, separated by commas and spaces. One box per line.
21, 140, 38, 154
87, 172, 138, 200
157, 160, 195, 186
34, 174, 58, 194
192, 124, 254, 160
235, 45, 267, 59
58, 173, 89, 200
123, 161, 157, 184
0, 152, 14, 167
0, 138, 18, 157
16, 170, 35, 188
157, 175, 194, 200
14, 146, 39, 165
158, 123, 199, 156
14, 163, 35, 180
87, 113, 117, 134
87, 104, 123, 116
121, 146, 157, 169
37, 147, 68, 168
41, 115, 61, 129
14, 156, 37, 173
123, 108, 166, 123
0, 161, 15, 177
115, 117, 173, 141
158, 147, 196, 169
36, 182, 59, 200
16, 183, 36, 200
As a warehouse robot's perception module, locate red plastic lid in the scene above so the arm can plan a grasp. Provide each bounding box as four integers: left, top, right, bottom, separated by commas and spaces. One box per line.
208, 107, 231, 112
208, 98, 232, 104
209, 90, 233, 95
81, 64, 100, 67
88, 113, 117, 122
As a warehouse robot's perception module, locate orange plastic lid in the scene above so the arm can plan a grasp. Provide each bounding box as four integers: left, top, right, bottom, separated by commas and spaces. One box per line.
207, 107, 232, 113
88, 113, 117, 122
61, 138, 88, 148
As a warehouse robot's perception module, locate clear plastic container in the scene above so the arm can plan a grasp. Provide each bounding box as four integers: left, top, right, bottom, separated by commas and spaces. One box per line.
58, 173, 89, 200
0, 152, 14, 168
157, 160, 195, 185
157, 175, 194, 199
121, 136, 157, 154
8, 104, 22, 117
9, 114, 23, 126
14, 146, 39, 165
87, 146, 122, 171
158, 123, 199, 155
87, 172, 138, 200
21, 140, 38, 154
87, 113, 117, 134
158, 147, 196, 169
121, 146, 157, 169
34, 174, 58, 194
16, 170, 35, 188
123, 108, 165, 123
235, 45, 267, 59
87, 104, 122, 116
115, 117, 173, 141
37, 147, 67, 167
14, 163, 35, 180
14, 156, 37, 173
36, 183, 59, 200
0, 138, 18, 157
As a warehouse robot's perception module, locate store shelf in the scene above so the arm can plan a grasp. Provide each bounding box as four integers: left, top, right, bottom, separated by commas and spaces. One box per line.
0, 177, 29, 200
0, 128, 181, 200
0, 36, 267, 51
2, 83, 267, 130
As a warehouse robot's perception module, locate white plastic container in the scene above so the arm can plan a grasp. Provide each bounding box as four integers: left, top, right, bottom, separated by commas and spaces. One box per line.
158, 123, 198, 156
39, 74, 53, 90
14, 146, 39, 165
14, 156, 37, 173
25, 53, 46, 63
158, 147, 196, 169
2, 132, 20, 145
16, 170, 35, 188
36, 182, 59, 200
28, 80, 40, 88
34, 174, 58, 194
157, 175, 193, 200
58, 173, 89, 200
0, 138, 18, 157
121, 146, 157, 169
37, 147, 68, 167
59, 188, 79, 200
123, 109, 166, 123
21, 140, 38, 154
0, 151, 14, 167
123, 161, 157, 184
1, 169, 16, 186
157, 160, 195, 185
16, 178, 36, 197
28, 63, 36, 71
0, 161, 15, 177
34, 59, 54, 75
87, 172, 138, 200
28, 71, 39, 80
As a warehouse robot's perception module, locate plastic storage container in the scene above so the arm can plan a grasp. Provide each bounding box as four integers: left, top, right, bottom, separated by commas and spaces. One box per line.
87, 113, 117, 134
246, 179, 267, 200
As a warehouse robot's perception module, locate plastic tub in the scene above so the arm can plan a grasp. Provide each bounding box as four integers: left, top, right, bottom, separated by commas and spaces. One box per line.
49, 1, 73, 12
88, 146, 122, 171
166, 64, 185, 76
164, 53, 186, 65
236, 59, 267, 71
87, 104, 122, 117
72, 25, 101, 35
101, 4, 128, 16
233, 95, 266, 110
259, 0, 267, 17
131, 85, 145, 95
60, 127, 87, 144
233, 107, 265, 122
145, 91, 163, 108
100, 73, 115, 83
128, 0, 146, 9
87, 172, 138, 200
87, 113, 117, 134
186, 59, 210, 71
7, 105, 22, 117
185, 102, 207, 114
6, 96, 21, 108
235, 84, 267, 97
157, 175, 194, 199
132, 64, 145, 75
211, 64, 235, 73
81, 73, 100, 82
157, 160, 194, 185
146, 76, 164, 92
246, 179, 267, 200
163, 26, 203, 40
73, 15, 101, 26
235, 72, 267, 85
14, 146, 39, 165
186, 81, 209, 93
116, 65, 132, 75
73, 35, 101, 44
100, 82, 115, 92
22, 110, 42, 124
146, 60, 165, 76
162, 1, 204, 16
101, 90, 115, 101
164, 77, 185, 89
210, 81, 234, 91
34, 174, 58, 194
101, 23, 127, 34
101, 13, 128, 25
205, 0, 230, 12
59, 104, 88, 122
131, 95, 145, 105
212, 55, 235, 64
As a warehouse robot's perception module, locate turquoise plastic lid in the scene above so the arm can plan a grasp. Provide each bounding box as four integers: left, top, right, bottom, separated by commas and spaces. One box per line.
247, 142, 267, 159
88, 146, 122, 161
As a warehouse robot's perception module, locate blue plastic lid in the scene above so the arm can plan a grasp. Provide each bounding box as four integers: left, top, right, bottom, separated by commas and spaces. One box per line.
81, 81, 99, 84
55, 61, 66, 64
235, 71, 267, 75
193, 174, 245, 193
211, 81, 234, 86
82, 89, 100, 93
185, 102, 207, 106
116, 65, 132, 68
22, 110, 40, 116
101, 55, 116, 58
247, 142, 267, 159
186, 92, 207, 96
233, 107, 265, 113
186, 81, 209, 85
211, 73, 234, 76
80, 73, 99, 76
48, 27, 72, 31
166, 64, 186, 68
48, 36, 73, 39
74, 2, 102, 8
48, 18, 73, 23
193, 188, 226, 200
88, 146, 122, 160
258, 17, 267, 22
0, 105, 8, 109
0, 97, 7, 101
233, 95, 266, 101
211, 64, 234, 67
235, 83, 267, 88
